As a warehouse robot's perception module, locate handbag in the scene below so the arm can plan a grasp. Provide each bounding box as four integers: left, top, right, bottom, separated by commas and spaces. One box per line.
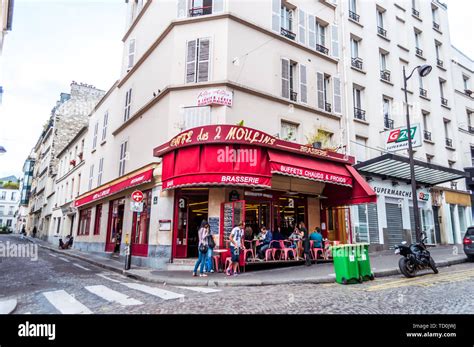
199, 243, 209, 254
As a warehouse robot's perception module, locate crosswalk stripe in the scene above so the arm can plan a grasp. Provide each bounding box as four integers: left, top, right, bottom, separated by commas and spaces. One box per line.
48, 253, 58, 257
85, 285, 143, 306
96, 273, 121, 283
58, 257, 70, 263
72, 263, 91, 271
174, 286, 221, 294
42, 290, 92, 314
120, 283, 185, 300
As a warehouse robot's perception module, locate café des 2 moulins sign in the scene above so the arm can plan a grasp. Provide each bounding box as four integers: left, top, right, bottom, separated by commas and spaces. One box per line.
384, 123, 422, 152
197, 89, 233, 107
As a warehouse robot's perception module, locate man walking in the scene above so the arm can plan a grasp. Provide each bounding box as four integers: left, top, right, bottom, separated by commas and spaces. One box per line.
226, 221, 244, 276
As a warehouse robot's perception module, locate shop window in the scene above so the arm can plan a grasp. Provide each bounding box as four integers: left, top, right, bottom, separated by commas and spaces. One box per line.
132, 190, 152, 248
78, 208, 92, 236
94, 204, 102, 235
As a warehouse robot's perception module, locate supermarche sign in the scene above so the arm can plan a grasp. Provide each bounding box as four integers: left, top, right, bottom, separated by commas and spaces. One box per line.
384, 123, 422, 152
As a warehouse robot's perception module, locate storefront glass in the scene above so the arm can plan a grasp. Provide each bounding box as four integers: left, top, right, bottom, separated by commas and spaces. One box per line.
106, 198, 125, 253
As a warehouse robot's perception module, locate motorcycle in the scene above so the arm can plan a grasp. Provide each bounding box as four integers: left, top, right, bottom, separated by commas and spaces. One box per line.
395, 232, 438, 278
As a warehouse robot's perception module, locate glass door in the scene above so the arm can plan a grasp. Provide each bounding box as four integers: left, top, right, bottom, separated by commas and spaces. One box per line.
131, 190, 152, 257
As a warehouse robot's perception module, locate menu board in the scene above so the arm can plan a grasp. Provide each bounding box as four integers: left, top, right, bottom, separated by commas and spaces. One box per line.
223, 202, 234, 244
208, 217, 220, 236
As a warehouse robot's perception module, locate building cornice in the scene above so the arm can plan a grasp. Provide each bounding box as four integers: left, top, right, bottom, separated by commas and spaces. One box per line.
122, 0, 154, 42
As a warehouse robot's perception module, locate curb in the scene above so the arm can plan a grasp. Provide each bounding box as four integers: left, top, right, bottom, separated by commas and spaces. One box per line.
26, 236, 468, 287
0, 299, 17, 314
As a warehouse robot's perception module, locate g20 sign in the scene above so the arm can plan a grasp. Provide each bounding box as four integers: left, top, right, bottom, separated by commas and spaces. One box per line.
384, 124, 422, 152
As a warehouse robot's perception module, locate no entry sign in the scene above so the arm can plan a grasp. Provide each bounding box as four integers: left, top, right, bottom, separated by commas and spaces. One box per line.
131, 190, 144, 203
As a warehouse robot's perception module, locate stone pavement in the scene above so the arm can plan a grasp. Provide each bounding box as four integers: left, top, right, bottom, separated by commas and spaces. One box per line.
25, 235, 467, 287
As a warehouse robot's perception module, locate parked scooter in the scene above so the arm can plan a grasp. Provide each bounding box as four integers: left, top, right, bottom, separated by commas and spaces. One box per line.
395, 232, 438, 278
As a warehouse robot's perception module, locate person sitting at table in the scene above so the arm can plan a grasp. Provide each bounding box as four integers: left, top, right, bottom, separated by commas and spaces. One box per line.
310, 227, 324, 248
256, 226, 272, 259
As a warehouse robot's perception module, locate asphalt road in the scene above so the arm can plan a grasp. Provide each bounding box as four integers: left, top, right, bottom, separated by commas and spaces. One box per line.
1, 234, 473, 314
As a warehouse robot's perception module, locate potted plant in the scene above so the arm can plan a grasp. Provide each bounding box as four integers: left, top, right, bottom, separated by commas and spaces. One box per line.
70, 159, 76, 167
305, 128, 330, 149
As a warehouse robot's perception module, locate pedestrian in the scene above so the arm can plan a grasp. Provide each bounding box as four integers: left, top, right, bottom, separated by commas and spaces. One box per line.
205, 231, 216, 273
256, 226, 273, 260
193, 221, 210, 277
226, 221, 244, 276
32, 226, 37, 238
299, 222, 311, 266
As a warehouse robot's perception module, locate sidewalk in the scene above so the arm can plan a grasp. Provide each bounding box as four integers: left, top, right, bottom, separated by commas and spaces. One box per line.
26, 236, 468, 287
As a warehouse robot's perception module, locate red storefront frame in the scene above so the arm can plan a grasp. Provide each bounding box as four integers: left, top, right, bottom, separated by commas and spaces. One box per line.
130, 189, 152, 257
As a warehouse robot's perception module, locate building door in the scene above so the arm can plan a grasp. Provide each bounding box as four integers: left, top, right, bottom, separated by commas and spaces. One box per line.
385, 203, 404, 248
432, 206, 441, 244
130, 190, 151, 257
105, 198, 125, 253
245, 200, 271, 238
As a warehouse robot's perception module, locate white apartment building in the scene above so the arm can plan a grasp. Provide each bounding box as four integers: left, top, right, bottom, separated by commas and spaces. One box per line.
0, 175, 19, 231
0, 0, 13, 55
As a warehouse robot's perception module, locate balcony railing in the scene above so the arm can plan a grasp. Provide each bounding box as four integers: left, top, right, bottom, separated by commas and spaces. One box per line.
469, 126, 474, 134
349, 10, 360, 22
412, 8, 420, 17
377, 26, 387, 37
424, 130, 432, 141
325, 102, 332, 113
441, 97, 448, 106
351, 57, 363, 70
316, 44, 329, 55
445, 138, 453, 147
415, 47, 423, 57
354, 107, 366, 121
281, 27, 296, 40
380, 69, 391, 82
433, 22, 440, 30
290, 90, 298, 102
419, 88, 427, 97
188, 6, 212, 17
437, 58, 443, 68
384, 117, 394, 129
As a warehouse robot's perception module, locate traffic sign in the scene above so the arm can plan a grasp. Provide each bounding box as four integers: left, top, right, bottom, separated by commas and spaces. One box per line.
130, 201, 144, 213
131, 190, 144, 203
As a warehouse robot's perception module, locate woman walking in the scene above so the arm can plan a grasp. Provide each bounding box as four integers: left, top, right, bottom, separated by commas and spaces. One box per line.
193, 220, 210, 277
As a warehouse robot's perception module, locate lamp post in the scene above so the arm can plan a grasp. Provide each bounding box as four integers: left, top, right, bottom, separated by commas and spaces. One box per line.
403, 64, 432, 243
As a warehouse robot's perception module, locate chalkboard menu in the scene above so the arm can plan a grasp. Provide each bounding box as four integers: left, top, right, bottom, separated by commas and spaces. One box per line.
208, 217, 220, 236
223, 202, 234, 244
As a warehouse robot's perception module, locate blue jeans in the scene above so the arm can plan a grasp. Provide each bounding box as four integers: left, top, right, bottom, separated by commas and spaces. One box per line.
205, 247, 213, 272
193, 250, 207, 274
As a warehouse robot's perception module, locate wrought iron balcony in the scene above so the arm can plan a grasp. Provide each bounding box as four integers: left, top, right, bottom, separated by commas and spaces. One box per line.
469, 126, 474, 134
377, 26, 387, 37
380, 69, 391, 82
433, 22, 440, 30
351, 57, 363, 70
437, 58, 443, 68
280, 27, 296, 40
354, 107, 366, 121
424, 130, 432, 141
325, 102, 332, 113
316, 44, 329, 55
445, 138, 453, 147
415, 47, 423, 57
188, 6, 212, 17
290, 90, 298, 102
349, 10, 360, 22
384, 117, 394, 129
412, 8, 420, 17
419, 88, 427, 97
441, 97, 448, 106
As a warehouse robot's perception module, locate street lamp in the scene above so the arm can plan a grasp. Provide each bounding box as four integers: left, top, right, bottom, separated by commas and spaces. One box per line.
403, 64, 432, 243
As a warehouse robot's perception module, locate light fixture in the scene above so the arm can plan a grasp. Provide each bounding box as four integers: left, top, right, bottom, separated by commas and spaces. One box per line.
417, 64, 432, 77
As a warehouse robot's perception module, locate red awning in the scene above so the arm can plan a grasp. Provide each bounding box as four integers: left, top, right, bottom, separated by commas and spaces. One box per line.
74, 169, 155, 208
268, 150, 353, 187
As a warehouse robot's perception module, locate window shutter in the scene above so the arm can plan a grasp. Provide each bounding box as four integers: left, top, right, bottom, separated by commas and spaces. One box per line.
308, 14, 316, 49
333, 76, 342, 114
271, 0, 280, 33
281, 58, 290, 99
128, 39, 136, 69
298, 9, 306, 45
331, 24, 339, 58
213, 0, 224, 13
184, 106, 211, 130
177, 0, 186, 18
186, 39, 197, 83
330, 0, 338, 5
316, 72, 324, 109
300, 65, 307, 103
197, 38, 210, 82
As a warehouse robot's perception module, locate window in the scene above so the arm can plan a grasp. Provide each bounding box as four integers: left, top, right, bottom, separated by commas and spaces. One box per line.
124, 88, 132, 122
298, 9, 306, 45
127, 39, 136, 69
432, 7, 439, 26
10, 192, 16, 201
423, 111, 431, 140
97, 158, 104, 186
351, 38, 359, 59
299, 65, 307, 103
316, 22, 326, 48
379, 51, 390, 81
183, 106, 211, 130
323, 75, 331, 111
444, 119, 452, 147
78, 208, 92, 236
77, 173, 81, 197
463, 75, 470, 91
180, 0, 223, 18
8, 206, 14, 216
185, 38, 210, 83
281, 121, 298, 142
0, 205, 4, 215
88, 164, 94, 191
414, 30, 422, 55
468, 110, 473, 132
93, 204, 102, 235
376, 9, 386, 37
435, 42, 443, 66
0, 191, 6, 200
71, 178, 74, 200
6, 219, 12, 227
426, 154, 434, 163
92, 121, 99, 150
280, 3, 294, 34
355, 136, 367, 163
281, 59, 298, 101
382, 98, 393, 129
102, 112, 108, 142
119, 141, 128, 176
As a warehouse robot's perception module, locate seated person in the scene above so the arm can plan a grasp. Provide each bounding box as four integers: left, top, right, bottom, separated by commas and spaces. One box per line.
310, 227, 324, 249
288, 227, 302, 248
256, 226, 273, 259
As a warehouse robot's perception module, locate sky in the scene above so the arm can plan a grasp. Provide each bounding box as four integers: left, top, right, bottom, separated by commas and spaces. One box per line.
0, 0, 472, 179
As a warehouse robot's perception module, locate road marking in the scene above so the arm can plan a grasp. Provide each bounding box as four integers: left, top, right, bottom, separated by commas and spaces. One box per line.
58, 257, 70, 263
72, 263, 91, 271
48, 253, 58, 258
174, 286, 221, 294
42, 290, 92, 314
85, 285, 143, 306
96, 273, 121, 283
120, 283, 185, 300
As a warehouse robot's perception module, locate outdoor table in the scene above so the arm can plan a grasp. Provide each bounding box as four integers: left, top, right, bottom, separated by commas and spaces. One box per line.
213, 249, 228, 272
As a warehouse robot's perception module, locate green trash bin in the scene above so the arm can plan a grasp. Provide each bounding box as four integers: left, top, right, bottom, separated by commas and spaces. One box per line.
356, 243, 374, 281
331, 244, 362, 285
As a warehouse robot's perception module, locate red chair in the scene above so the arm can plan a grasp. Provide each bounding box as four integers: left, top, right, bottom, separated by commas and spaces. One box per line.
264, 240, 281, 261
212, 255, 221, 272
310, 240, 324, 261
243, 240, 256, 262
279, 240, 297, 260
